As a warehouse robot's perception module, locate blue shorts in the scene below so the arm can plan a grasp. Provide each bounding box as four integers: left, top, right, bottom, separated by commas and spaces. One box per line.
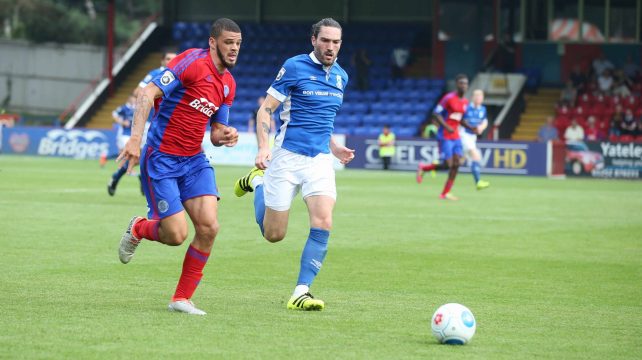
140, 145, 219, 220
440, 139, 463, 161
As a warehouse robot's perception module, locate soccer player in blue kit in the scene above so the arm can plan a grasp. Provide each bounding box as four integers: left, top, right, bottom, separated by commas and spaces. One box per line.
461, 89, 490, 190
234, 18, 355, 311
107, 94, 136, 196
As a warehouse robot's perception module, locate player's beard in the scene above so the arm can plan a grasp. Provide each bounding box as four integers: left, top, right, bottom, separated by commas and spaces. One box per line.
314, 47, 335, 67
216, 46, 236, 69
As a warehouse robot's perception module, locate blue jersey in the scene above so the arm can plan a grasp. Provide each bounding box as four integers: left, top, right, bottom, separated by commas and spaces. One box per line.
113, 104, 134, 136
463, 104, 487, 134
267, 52, 349, 157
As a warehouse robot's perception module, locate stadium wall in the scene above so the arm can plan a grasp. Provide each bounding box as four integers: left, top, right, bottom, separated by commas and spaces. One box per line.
0, 40, 104, 114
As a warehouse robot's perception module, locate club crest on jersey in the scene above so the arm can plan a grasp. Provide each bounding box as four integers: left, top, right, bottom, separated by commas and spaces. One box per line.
189, 97, 219, 117
158, 200, 169, 213
275, 67, 286, 81
224, 85, 230, 97
336, 75, 343, 89
160, 71, 175, 86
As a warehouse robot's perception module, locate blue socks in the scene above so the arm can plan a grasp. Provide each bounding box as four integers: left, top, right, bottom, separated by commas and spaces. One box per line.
471, 161, 481, 183
253, 184, 266, 235
297, 228, 330, 286
111, 160, 128, 185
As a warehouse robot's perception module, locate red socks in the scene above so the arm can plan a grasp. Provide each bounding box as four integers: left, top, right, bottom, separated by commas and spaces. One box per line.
172, 245, 210, 301
420, 163, 437, 171
442, 179, 454, 195
132, 219, 160, 241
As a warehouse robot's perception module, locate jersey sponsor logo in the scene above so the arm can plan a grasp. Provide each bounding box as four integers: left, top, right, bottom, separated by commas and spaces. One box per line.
309, 75, 317, 81
160, 71, 175, 86
450, 112, 463, 121
275, 67, 286, 81
189, 97, 219, 117
336, 75, 343, 89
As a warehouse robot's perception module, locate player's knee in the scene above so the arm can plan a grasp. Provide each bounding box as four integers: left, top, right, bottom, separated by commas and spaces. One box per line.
313, 218, 332, 231
195, 221, 219, 241
263, 228, 286, 243
164, 228, 188, 246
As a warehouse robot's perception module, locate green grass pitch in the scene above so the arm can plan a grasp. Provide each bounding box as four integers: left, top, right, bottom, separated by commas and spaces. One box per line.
0, 155, 640, 359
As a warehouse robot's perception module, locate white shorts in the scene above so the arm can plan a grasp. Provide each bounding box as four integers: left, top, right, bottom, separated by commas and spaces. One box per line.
263, 146, 336, 211
117, 135, 131, 151
459, 130, 478, 155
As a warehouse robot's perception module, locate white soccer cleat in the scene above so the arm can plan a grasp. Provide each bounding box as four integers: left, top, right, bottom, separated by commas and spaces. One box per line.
168, 300, 207, 315
118, 216, 143, 264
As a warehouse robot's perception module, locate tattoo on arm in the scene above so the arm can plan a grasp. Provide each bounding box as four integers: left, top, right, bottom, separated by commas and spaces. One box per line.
132, 94, 152, 136
264, 107, 273, 115
261, 122, 270, 134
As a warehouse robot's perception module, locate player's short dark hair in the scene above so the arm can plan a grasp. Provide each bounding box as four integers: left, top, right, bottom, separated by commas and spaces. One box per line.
210, 18, 241, 38
455, 74, 468, 82
311, 18, 342, 38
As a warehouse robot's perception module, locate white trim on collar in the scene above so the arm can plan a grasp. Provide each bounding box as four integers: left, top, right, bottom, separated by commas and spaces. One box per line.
309, 52, 321, 64
308, 51, 337, 68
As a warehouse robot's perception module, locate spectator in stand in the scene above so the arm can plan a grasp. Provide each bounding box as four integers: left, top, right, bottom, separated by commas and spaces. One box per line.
569, 64, 587, 92
609, 115, 622, 139
622, 55, 640, 82
390, 47, 409, 80
351, 48, 372, 91
620, 108, 638, 137
559, 80, 577, 106
592, 54, 614, 77
597, 69, 614, 95
538, 116, 559, 142
564, 118, 585, 142
584, 116, 602, 141
612, 78, 631, 97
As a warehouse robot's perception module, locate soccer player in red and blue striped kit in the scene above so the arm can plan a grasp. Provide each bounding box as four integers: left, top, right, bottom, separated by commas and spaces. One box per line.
115, 18, 241, 315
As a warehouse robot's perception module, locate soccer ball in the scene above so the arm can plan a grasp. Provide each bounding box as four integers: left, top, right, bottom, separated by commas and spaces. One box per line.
431, 303, 476, 345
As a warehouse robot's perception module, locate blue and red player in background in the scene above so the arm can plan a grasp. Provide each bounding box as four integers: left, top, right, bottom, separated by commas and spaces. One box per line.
416, 74, 480, 200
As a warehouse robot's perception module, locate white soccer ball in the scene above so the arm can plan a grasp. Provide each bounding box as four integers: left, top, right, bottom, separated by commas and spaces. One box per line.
431, 303, 476, 345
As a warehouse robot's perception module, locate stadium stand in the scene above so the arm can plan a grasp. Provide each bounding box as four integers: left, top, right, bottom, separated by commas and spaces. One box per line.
552, 59, 642, 142
171, 22, 444, 136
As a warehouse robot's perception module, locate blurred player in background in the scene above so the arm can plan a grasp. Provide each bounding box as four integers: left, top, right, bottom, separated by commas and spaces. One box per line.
416, 74, 479, 200
461, 89, 490, 190
116, 18, 241, 315
107, 94, 136, 196
234, 18, 355, 311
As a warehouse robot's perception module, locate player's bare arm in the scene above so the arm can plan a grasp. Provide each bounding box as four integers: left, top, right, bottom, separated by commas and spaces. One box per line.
116, 83, 162, 172
433, 113, 453, 132
478, 119, 488, 134
210, 122, 238, 147
460, 119, 477, 134
330, 137, 355, 165
255, 94, 281, 169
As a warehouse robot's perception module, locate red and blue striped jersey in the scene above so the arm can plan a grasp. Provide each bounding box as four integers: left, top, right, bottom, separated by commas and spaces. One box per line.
434, 91, 468, 140
148, 48, 236, 156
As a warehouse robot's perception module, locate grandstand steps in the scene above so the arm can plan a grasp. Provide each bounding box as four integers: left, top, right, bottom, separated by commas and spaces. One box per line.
512, 87, 560, 141
85, 52, 162, 129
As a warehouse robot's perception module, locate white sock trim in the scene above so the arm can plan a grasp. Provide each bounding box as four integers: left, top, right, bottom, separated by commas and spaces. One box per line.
293, 284, 309, 298
251, 175, 264, 189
